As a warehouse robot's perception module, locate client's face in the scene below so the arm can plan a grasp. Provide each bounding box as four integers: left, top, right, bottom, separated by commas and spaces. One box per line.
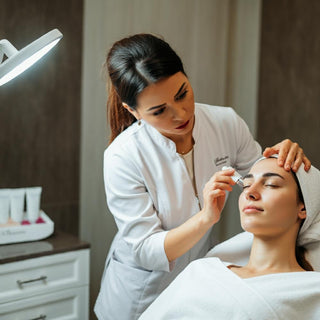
238, 158, 305, 238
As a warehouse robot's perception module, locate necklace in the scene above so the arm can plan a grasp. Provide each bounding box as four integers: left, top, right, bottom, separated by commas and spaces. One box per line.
178, 138, 195, 155
179, 146, 194, 155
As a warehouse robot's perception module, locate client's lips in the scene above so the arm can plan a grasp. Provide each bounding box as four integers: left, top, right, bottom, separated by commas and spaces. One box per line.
176, 120, 189, 129
243, 205, 264, 213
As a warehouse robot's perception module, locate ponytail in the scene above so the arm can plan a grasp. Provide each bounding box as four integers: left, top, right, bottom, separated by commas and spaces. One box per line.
107, 84, 136, 144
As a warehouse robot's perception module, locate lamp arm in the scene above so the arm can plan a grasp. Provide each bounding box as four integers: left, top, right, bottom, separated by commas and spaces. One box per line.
0, 40, 18, 62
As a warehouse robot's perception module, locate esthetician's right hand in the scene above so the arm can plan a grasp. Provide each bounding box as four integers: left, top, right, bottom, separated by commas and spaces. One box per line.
200, 168, 236, 225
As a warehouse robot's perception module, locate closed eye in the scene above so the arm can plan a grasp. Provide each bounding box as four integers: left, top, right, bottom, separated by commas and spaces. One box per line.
265, 184, 279, 188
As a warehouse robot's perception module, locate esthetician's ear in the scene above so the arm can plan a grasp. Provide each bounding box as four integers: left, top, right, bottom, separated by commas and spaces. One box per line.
122, 103, 140, 119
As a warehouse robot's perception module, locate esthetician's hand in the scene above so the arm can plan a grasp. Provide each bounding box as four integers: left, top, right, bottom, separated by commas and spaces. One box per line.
263, 139, 311, 172
201, 168, 235, 225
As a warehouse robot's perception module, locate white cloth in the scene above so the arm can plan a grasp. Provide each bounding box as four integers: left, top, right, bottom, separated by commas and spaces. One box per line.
94, 103, 261, 320
140, 257, 320, 320
295, 164, 320, 245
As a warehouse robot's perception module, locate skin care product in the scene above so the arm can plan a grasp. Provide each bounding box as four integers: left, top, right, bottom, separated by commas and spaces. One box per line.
0, 189, 10, 224
222, 166, 244, 188
10, 188, 26, 223
26, 187, 42, 223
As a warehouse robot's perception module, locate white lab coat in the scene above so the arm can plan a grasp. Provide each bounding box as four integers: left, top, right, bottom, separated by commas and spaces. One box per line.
94, 103, 261, 320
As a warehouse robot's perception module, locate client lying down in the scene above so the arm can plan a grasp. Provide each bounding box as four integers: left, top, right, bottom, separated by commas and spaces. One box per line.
140, 156, 320, 319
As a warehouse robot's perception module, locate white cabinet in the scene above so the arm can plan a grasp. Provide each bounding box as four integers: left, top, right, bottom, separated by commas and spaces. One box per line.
0, 249, 90, 320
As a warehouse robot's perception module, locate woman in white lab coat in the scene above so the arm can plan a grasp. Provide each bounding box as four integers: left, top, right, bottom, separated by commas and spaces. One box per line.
94, 33, 310, 320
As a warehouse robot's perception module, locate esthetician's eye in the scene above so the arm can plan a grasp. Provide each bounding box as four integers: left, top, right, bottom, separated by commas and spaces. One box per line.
153, 107, 166, 116
175, 90, 188, 101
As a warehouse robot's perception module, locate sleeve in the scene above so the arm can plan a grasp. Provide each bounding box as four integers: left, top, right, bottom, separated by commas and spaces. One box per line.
104, 148, 171, 272
229, 109, 262, 175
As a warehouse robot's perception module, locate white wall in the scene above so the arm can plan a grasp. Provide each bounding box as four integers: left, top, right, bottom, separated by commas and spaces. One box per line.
80, 0, 261, 315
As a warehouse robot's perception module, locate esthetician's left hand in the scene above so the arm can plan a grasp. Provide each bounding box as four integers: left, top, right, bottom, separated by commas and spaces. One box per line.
263, 139, 311, 172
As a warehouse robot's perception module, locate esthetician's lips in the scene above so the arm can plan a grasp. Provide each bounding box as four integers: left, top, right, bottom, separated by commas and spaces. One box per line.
243, 205, 264, 214
175, 120, 189, 130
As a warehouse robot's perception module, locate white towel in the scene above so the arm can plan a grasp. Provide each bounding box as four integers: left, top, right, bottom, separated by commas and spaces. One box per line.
140, 257, 320, 320
295, 164, 320, 246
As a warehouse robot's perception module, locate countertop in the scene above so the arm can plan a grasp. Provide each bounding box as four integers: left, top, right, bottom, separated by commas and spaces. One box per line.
0, 231, 90, 264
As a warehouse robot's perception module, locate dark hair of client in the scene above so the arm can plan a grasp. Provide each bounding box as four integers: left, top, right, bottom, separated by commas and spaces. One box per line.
292, 171, 313, 271
105, 33, 186, 143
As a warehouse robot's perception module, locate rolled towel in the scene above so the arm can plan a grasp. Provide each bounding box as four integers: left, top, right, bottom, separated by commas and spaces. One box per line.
296, 164, 320, 246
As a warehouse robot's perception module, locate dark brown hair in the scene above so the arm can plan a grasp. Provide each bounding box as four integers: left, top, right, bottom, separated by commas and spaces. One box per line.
292, 171, 313, 271
105, 34, 185, 144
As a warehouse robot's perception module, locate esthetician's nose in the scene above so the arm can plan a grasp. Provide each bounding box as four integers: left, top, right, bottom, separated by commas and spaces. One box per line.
171, 103, 186, 120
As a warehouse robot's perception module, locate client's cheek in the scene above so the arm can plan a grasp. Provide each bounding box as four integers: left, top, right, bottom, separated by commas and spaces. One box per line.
238, 194, 245, 211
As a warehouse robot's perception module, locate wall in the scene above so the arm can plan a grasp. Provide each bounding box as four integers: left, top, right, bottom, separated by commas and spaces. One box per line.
80, 0, 261, 316
0, 1, 83, 235
258, 0, 320, 168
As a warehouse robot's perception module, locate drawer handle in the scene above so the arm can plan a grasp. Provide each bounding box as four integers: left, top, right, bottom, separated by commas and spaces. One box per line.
17, 275, 47, 288
29, 315, 46, 320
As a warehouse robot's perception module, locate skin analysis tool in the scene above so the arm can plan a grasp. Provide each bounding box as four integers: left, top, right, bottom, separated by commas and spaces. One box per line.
222, 166, 244, 188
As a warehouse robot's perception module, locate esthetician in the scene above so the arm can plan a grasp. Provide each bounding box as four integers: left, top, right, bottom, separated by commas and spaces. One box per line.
94, 33, 311, 320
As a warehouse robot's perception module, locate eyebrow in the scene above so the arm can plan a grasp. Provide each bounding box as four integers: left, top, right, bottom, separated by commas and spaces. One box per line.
243, 172, 285, 180
174, 82, 187, 99
146, 82, 187, 112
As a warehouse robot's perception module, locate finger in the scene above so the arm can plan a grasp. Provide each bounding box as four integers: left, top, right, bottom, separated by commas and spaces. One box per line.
277, 139, 292, 167
208, 189, 226, 198
209, 182, 233, 192
208, 171, 236, 185
291, 156, 302, 172
263, 146, 278, 157
292, 154, 311, 172
290, 147, 304, 172
283, 143, 299, 171
263, 141, 288, 167
303, 156, 312, 172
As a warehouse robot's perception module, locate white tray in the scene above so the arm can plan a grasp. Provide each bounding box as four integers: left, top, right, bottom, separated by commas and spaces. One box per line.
0, 211, 54, 245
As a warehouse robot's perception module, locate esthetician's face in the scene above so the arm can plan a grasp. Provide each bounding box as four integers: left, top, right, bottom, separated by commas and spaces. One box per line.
125, 72, 195, 142
238, 158, 306, 238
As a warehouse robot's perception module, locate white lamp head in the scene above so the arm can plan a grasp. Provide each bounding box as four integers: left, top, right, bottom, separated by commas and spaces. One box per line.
0, 29, 63, 86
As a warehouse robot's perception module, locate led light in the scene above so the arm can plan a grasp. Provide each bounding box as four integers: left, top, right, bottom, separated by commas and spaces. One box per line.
0, 29, 63, 86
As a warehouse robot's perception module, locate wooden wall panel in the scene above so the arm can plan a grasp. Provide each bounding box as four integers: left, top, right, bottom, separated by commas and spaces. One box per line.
0, 0, 83, 235
258, 0, 320, 167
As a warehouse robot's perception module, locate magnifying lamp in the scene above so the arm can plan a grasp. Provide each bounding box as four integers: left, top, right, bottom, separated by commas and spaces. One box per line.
0, 29, 63, 86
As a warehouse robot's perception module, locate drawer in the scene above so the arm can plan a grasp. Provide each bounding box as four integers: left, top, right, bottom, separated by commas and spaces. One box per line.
0, 249, 89, 304
0, 286, 89, 320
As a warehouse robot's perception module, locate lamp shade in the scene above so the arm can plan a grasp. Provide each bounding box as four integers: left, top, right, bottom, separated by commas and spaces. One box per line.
0, 29, 63, 86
